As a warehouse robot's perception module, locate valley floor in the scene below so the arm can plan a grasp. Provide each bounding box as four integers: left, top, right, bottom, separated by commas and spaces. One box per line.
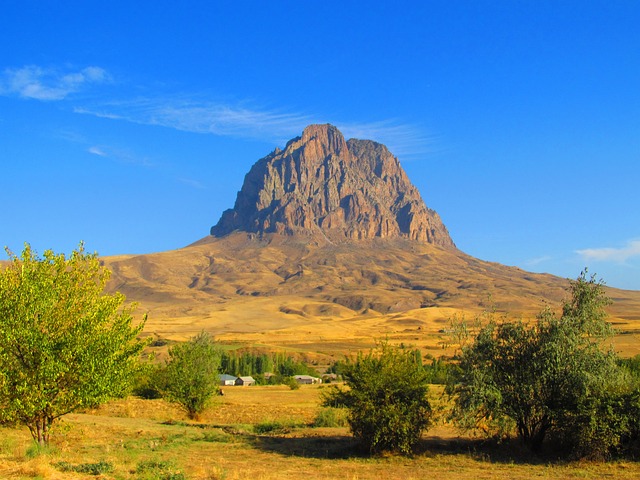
1, 385, 640, 479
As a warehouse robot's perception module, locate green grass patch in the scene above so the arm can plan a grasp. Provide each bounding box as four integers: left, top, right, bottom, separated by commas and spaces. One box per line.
25, 442, 55, 458
55, 460, 114, 475
253, 419, 305, 435
200, 429, 233, 443
136, 459, 187, 480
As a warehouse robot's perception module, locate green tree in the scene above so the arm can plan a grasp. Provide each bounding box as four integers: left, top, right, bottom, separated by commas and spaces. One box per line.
0, 243, 146, 446
323, 342, 432, 455
159, 331, 220, 419
447, 271, 621, 453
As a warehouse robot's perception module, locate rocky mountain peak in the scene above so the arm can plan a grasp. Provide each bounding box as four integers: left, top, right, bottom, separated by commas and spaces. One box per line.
300, 123, 348, 157
211, 124, 455, 248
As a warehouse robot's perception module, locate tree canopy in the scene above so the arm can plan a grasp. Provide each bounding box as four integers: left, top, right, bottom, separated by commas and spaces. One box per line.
0, 243, 146, 445
158, 331, 221, 419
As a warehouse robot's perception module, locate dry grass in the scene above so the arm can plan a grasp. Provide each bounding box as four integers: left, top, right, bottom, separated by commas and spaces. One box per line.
103, 234, 640, 359
2, 386, 640, 479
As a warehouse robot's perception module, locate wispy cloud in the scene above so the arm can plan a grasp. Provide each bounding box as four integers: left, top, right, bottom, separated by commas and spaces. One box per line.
576, 239, 640, 263
94, 145, 154, 168
524, 255, 553, 267
77, 98, 435, 158
178, 177, 205, 189
75, 97, 314, 142
0, 65, 109, 100
88, 146, 108, 157
338, 120, 438, 159
4, 63, 435, 157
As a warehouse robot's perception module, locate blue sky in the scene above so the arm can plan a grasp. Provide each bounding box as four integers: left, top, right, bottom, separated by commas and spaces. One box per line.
1, 1, 639, 290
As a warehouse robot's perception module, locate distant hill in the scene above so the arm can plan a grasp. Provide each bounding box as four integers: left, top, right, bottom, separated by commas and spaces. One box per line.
104, 125, 640, 358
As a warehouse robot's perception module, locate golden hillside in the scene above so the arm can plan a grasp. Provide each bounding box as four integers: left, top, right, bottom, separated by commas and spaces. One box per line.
104, 232, 640, 359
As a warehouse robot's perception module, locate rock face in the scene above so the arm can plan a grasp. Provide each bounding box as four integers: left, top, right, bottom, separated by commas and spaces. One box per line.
211, 124, 455, 248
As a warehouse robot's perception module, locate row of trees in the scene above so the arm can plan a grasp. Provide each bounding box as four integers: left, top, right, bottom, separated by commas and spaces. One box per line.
220, 350, 318, 378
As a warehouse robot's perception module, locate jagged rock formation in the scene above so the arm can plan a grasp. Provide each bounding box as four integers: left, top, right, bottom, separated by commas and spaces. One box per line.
211, 124, 455, 248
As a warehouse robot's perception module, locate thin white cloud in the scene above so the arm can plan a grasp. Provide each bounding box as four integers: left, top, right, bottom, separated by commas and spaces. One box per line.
338, 120, 438, 159
178, 177, 205, 189
76, 97, 435, 158
84, 143, 154, 168
576, 240, 640, 263
5, 63, 435, 157
76, 97, 314, 141
0, 65, 109, 100
88, 146, 108, 157
524, 255, 553, 267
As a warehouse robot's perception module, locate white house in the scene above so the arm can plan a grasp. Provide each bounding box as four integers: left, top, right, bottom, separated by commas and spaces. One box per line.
218, 374, 238, 386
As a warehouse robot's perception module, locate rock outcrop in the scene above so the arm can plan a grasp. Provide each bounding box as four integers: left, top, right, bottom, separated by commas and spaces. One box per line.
211, 124, 455, 248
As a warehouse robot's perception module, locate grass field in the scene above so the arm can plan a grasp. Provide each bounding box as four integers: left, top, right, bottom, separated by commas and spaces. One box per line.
2, 385, 640, 479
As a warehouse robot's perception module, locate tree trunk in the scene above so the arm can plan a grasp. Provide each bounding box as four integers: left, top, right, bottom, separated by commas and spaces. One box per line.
28, 415, 52, 447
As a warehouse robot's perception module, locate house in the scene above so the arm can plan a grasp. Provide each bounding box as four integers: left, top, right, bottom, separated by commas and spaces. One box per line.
294, 375, 322, 385
218, 374, 238, 386
235, 376, 256, 386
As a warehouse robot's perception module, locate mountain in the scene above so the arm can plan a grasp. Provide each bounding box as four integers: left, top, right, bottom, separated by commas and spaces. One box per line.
211, 124, 454, 247
104, 125, 640, 358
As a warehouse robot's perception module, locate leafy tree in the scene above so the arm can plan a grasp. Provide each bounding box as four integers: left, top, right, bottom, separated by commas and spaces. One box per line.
0, 243, 146, 446
159, 331, 221, 419
447, 271, 621, 453
323, 342, 432, 455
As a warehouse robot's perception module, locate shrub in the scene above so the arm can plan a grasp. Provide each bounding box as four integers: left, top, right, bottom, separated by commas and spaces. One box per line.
323, 341, 432, 455
313, 407, 348, 428
132, 361, 163, 399
283, 376, 300, 390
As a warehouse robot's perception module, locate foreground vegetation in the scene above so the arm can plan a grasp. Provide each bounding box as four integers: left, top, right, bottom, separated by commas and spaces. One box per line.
3, 386, 640, 480
447, 271, 640, 458
3, 244, 640, 478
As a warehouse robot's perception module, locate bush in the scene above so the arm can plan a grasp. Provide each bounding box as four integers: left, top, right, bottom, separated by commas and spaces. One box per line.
283, 376, 300, 390
323, 341, 432, 455
132, 361, 163, 399
313, 407, 348, 428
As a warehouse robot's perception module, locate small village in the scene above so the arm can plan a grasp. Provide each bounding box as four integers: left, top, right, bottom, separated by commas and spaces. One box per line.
218, 374, 323, 387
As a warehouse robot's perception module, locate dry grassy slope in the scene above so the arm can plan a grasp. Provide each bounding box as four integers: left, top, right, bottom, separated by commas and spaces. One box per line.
103, 232, 640, 357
